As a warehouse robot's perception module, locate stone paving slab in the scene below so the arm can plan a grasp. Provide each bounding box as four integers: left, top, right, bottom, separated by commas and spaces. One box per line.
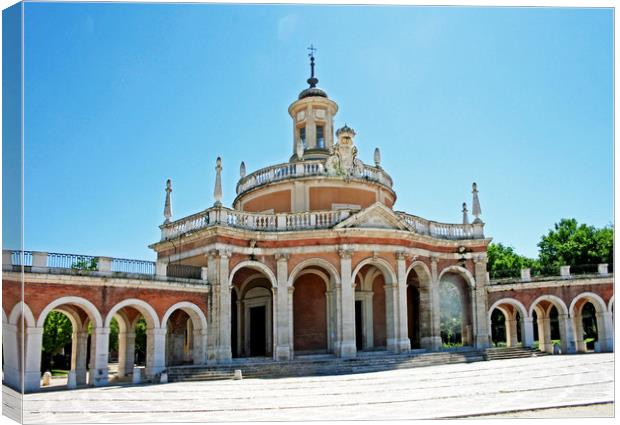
12, 353, 614, 423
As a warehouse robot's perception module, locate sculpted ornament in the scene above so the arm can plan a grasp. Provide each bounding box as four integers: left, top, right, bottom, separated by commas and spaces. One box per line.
325, 125, 364, 178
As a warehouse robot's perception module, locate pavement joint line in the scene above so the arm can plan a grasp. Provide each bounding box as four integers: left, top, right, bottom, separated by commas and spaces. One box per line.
434, 400, 615, 419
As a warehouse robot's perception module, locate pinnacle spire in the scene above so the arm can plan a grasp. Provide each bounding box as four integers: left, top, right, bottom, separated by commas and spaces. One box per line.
471, 182, 482, 223
214, 157, 223, 207
462, 202, 469, 225
163, 179, 172, 224
307, 44, 319, 88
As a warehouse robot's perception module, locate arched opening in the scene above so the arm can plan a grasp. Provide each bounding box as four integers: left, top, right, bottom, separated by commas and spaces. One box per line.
490, 309, 506, 347
406, 263, 433, 349
438, 272, 473, 347
230, 265, 275, 358
569, 294, 608, 353
488, 300, 528, 348
352, 265, 387, 351
162, 302, 208, 366
530, 296, 569, 354
36, 298, 102, 390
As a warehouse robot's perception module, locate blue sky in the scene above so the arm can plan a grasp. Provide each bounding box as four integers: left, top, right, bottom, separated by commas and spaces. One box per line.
14, 3, 613, 260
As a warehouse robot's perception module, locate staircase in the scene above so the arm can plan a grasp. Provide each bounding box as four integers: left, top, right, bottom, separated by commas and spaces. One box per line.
167, 348, 486, 382
484, 346, 550, 361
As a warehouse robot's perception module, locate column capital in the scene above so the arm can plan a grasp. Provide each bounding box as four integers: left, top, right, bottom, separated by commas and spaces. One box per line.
275, 252, 290, 262
473, 254, 487, 264
338, 248, 353, 259
430, 253, 440, 263
207, 249, 219, 260
395, 251, 407, 261
287, 286, 295, 294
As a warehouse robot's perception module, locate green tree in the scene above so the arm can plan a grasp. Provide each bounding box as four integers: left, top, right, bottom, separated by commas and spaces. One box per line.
538, 219, 614, 268
487, 243, 536, 278
42, 311, 73, 356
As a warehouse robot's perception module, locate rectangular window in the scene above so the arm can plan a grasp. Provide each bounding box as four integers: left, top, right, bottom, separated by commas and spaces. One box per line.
299, 127, 307, 148
316, 125, 325, 148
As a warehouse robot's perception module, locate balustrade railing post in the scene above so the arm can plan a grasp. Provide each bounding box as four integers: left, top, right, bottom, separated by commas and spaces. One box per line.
520, 268, 531, 282
598, 263, 609, 276
97, 257, 113, 273
32, 251, 49, 271
2, 250, 12, 267
560, 265, 571, 279
472, 222, 484, 238
156, 260, 168, 278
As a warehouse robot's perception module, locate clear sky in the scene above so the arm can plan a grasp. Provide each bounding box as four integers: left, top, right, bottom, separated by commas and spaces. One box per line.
15, 2, 613, 260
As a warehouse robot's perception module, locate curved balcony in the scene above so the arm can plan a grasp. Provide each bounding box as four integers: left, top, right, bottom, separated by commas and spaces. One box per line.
158, 206, 485, 242
235, 159, 394, 196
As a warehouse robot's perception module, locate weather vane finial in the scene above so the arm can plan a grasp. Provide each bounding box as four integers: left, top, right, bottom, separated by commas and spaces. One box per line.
306, 44, 319, 88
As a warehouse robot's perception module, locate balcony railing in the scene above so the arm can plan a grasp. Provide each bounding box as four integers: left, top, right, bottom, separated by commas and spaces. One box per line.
396, 212, 485, 240
236, 160, 394, 195
159, 206, 485, 242
489, 263, 612, 284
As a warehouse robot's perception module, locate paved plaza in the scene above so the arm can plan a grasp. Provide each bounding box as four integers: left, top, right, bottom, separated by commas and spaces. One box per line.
5, 353, 614, 423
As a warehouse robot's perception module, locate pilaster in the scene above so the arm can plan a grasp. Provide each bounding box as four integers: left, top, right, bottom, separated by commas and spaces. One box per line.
338, 248, 357, 358
473, 255, 491, 349
395, 252, 411, 352
24, 327, 43, 393
274, 252, 292, 360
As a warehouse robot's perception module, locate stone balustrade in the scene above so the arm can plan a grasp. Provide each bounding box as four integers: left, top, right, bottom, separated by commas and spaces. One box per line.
489, 263, 612, 285
235, 160, 393, 195
396, 211, 485, 240
159, 206, 485, 242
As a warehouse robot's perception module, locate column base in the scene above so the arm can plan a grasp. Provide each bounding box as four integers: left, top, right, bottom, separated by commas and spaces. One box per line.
474, 335, 491, 349
274, 345, 291, 361
24, 371, 41, 393
420, 336, 443, 351
396, 338, 411, 353
74, 368, 87, 385
90, 368, 109, 387
338, 341, 357, 358
215, 346, 232, 363
386, 338, 399, 353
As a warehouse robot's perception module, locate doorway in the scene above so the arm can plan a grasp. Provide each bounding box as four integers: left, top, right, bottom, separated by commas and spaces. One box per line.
355, 301, 363, 350
249, 306, 266, 356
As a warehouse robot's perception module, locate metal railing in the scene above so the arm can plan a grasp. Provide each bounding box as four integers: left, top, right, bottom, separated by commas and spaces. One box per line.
47, 252, 97, 269
236, 160, 394, 195
167, 264, 202, 280
489, 263, 612, 284
111, 258, 156, 275
10, 251, 32, 266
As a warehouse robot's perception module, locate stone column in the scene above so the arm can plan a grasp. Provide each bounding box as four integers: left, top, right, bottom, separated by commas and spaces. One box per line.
424, 255, 442, 350
206, 251, 219, 362
72, 331, 89, 384
395, 252, 411, 352
384, 281, 399, 353
338, 248, 357, 358
506, 319, 519, 347
146, 327, 167, 377
117, 331, 136, 378
2, 323, 20, 390
522, 317, 534, 348
572, 315, 586, 353
192, 328, 207, 364
90, 327, 110, 386
216, 250, 232, 363
541, 317, 552, 353
473, 255, 491, 348
596, 311, 614, 352
274, 253, 292, 360
558, 314, 576, 354
288, 287, 295, 358
24, 327, 44, 393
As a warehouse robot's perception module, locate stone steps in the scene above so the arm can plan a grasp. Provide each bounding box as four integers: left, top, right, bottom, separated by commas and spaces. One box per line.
484, 347, 550, 361
167, 349, 485, 382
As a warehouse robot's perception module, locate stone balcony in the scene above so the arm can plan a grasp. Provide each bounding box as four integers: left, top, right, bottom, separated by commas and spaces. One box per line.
235, 159, 394, 196
158, 205, 485, 242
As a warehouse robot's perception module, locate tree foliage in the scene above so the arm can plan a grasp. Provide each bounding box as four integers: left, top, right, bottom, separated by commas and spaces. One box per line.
487, 243, 535, 273
538, 218, 613, 268
42, 311, 73, 355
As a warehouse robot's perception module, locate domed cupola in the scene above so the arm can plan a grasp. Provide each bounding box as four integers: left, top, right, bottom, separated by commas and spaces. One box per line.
288, 46, 338, 161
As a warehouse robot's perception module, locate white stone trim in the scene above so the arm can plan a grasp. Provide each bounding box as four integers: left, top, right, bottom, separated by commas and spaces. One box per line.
568, 292, 607, 316
438, 266, 476, 288
488, 298, 528, 321
351, 257, 397, 285
105, 299, 161, 329
487, 277, 612, 292
229, 261, 277, 288
287, 258, 341, 288
608, 295, 614, 313
9, 301, 36, 327
528, 294, 569, 318
37, 296, 102, 328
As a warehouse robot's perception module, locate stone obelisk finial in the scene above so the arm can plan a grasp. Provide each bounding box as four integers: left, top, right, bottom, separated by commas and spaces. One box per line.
240, 161, 246, 178
214, 157, 223, 207
462, 202, 469, 225
472, 182, 482, 223
374, 148, 381, 167
163, 179, 172, 224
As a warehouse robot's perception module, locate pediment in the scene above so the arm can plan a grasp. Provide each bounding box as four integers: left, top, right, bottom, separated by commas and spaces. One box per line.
334, 202, 412, 231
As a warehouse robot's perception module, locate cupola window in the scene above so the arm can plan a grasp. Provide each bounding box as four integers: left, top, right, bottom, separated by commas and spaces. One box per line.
316, 125, 325, 148
299, 127, 307, 149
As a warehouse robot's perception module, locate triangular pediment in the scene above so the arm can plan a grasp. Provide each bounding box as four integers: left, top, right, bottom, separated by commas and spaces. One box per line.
334, 202, 413, 231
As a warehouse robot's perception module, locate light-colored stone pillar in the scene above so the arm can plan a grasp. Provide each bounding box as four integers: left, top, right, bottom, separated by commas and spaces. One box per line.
72, 331, 88, 384
146, 327, 167, 377
541, 317, 552, 353
572, 315, 586, 353
274, 253, 292, 360
32, 251, 48, 272
596, 311, 614, 352
522, 317, 534, 348
156, 260, 168, 277
395, 252, 411, 352
216, 250, 232, 363
2, 249, 12, 266
473, 255, 491, 348
338, 248, 356, 358
206, 251, 219, 363
288, 287, 295, 358
520, 268, 531, 282
2, 323, 20, 390
24, 327, 43, 393
560, 266, 571, 279
192, 328, 207, 364
117, 332, 135, 377
91, 327, 110, 386
384, 281, 399, 352
424, 255, 442, 350
598, 264, 609, 276
507, 319, 519, 347
97, 257, 113, 273
558, 314, 576, 354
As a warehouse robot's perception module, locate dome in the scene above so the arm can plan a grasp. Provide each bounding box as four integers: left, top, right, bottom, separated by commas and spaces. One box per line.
298, 87, 328, 99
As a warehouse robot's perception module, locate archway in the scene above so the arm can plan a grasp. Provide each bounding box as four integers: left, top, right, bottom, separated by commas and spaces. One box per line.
569, 292, 610, 352
230, 264, 276, 358
35, 297, 103, 390
406, 262, 433, 349
438, 270, 473, 347
529, 295, 570, 354
162, 302, 208, 365
104, 299, 160, 380
488, 299, 529, 348
4, 302, 36, 391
